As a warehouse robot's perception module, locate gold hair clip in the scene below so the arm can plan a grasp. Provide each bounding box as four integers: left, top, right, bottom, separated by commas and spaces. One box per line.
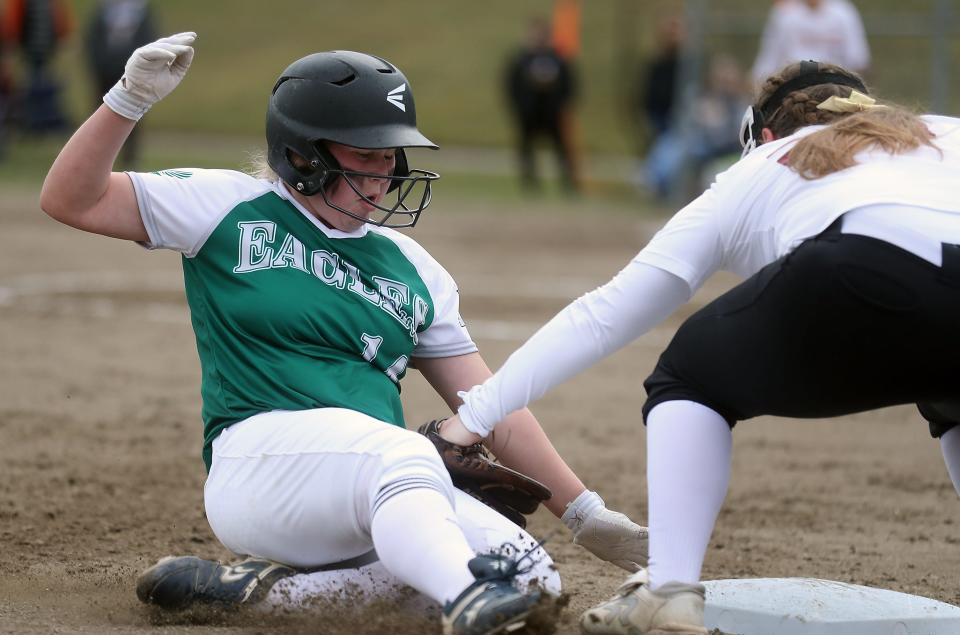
817, 90, 887, 113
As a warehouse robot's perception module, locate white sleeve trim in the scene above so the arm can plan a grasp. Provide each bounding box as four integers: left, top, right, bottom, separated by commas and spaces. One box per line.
412, 339, 478, 359
632, 251, 703, 292
130, 171, 164, 250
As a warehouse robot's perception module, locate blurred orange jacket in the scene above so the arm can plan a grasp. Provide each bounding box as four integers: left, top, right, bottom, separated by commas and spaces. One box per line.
551, 0, 580, 60
1, 0, 73, 46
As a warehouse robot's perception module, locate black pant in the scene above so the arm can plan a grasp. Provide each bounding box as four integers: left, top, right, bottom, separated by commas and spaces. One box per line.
515, 115, 576, 192
643, 222, 960, 437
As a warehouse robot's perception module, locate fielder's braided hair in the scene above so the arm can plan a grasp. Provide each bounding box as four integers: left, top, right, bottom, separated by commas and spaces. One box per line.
758, 61, 938, 179
756, 61, 865, 139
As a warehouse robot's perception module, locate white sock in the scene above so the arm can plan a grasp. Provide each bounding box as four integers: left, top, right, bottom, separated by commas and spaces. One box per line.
646, 400, 732, 590
371, 487, 476, 604
940, 426, 960, 497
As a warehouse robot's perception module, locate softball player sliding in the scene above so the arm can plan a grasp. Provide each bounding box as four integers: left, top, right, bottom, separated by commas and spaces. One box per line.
39, 33, 649, 634
441, 60, 960, 634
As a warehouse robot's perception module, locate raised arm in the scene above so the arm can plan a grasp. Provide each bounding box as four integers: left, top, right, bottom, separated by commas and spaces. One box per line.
39, 32, 196, 240
40, 106, 144, 239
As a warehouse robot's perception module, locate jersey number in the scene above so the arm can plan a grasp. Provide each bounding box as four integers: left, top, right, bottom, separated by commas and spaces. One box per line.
360, 333, 408, 382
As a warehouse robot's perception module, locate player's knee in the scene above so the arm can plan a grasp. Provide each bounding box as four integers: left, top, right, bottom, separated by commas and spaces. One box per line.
642, 357, 737, 427
373, 430, 455, 505
919, 401, 960, 438
395, 431, 449, 478
642, 356, 697, 417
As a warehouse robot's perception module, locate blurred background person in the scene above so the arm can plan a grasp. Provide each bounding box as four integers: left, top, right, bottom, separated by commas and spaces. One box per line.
0, 12, 12, 160
1, 0, 73, 133
692, 55, 750, 176
631, 13, 685, 199
85, 0, 155, 169
504, 15, 578, 194
637, 14, 684, 146
644, 54, 750, 201
752, 0, 870, 86
550, 0, 582, 193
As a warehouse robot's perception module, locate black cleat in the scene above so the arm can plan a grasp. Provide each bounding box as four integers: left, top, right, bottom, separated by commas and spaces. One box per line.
442, 553, 552, 635
135, 555, 297, 610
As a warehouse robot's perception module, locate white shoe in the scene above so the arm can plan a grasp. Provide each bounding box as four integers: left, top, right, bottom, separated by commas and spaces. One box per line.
580, 570, 708, 635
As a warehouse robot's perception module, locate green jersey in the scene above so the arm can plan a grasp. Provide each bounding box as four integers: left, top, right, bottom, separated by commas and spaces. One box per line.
130, 169, 476, 470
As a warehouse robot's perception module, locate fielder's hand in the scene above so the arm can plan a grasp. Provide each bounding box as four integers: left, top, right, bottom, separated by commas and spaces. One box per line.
562, 490, 648, 572
418, 419, 552, 528
104, 32, 196, 121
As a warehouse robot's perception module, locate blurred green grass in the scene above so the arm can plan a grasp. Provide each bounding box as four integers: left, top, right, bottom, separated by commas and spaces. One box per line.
3, 0, 955, 205
21, 0, 960, 155
55, 0, 651, 153
0, 131, 655, 215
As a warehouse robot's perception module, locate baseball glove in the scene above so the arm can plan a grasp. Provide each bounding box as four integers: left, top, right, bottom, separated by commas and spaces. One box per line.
418, 419, 552, 528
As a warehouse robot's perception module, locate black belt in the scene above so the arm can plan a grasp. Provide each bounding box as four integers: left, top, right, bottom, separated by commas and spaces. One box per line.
301, 549, 379, 573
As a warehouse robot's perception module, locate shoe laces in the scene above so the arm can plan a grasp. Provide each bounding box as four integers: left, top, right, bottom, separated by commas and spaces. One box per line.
475, 533, 554, 584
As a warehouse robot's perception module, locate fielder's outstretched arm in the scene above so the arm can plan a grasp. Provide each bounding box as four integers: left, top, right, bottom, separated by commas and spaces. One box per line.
415, 351, 586, 517
40, 32, 196, 241
442, 261, 691, 445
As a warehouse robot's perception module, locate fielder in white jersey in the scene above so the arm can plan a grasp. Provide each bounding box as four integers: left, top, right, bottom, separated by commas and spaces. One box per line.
39, 33, 650, 635
439, 61, 960, 634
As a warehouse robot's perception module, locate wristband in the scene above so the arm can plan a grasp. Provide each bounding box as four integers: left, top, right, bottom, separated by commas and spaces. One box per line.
561, 489, 605, 531
103, 79, 151, 121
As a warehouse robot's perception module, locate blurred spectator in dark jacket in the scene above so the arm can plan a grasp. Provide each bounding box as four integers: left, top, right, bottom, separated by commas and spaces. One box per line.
504, 16, 577, 194
643, 54, 750, 200
86, 0, 155, 168
2, 0, 73, 133
638, 14, 685, 142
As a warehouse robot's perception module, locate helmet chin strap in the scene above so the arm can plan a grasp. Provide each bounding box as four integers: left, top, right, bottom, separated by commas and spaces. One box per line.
284, 183, 340, 230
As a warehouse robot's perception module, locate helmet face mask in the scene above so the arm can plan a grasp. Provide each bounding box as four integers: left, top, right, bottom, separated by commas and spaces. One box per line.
308, 153, 438, 228
738, 105, 760, 157
266, 51, 439, 228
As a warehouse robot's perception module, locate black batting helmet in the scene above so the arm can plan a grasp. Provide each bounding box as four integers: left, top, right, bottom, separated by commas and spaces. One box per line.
266, 51, 439, 227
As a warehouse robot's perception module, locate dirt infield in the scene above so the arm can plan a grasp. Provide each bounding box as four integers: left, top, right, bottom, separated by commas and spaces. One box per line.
1, 185, 957, 634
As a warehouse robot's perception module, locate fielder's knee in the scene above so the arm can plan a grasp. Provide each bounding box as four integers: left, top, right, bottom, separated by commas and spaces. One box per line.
642, 357, 738, 428
919, 401, 960, 439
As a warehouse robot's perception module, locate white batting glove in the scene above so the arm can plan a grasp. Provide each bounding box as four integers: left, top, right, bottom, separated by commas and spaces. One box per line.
561, 490, 648, 573
104, 32, 196, 121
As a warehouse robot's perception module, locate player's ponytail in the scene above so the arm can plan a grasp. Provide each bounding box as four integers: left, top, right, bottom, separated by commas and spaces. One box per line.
789, 107, 939, 179
245, 150, 279, 181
